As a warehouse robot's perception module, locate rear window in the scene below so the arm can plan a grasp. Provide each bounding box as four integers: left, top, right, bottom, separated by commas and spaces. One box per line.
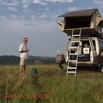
82, 40, 90, 47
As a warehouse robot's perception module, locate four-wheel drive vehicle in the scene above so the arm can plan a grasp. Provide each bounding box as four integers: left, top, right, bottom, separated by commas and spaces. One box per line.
65, 37, 103, 67
57, 9, 103, 68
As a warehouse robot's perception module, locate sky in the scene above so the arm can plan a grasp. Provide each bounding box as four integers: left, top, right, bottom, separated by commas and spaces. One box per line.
0, 0, 103, 57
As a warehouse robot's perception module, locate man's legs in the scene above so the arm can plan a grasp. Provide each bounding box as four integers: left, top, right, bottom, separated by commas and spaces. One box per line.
20, 66, 26, 75
59, 61, 63, 70
20, 58, 27, 75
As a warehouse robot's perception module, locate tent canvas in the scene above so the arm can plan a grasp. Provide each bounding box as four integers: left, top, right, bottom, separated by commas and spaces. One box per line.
58, 9, 103, 38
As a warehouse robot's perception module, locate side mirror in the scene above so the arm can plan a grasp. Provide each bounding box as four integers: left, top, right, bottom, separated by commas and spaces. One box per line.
57, 21, 64, 26
100, 25, 103, 34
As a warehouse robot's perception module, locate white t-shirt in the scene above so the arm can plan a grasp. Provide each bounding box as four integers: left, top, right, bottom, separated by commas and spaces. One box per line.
19, 43, 28, 59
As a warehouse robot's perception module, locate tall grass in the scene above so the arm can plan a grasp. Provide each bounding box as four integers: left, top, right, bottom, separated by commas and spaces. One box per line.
0, 64, 103, 103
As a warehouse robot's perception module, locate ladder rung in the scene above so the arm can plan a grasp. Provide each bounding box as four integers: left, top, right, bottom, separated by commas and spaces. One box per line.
71, 39, 79, 41
70, 41, 80, 43
69, 60, 77, 62
72, 34, 80, 37
67, 71, 76, 74
66, 29, 81, 76
69, 53, 78, 55
67, 67, 77, 69
70, 47, 78, 49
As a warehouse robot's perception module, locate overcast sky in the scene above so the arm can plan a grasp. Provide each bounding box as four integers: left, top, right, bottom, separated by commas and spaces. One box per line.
0, 0, 103, 57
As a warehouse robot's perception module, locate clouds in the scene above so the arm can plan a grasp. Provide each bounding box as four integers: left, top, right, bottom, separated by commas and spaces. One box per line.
0, 0, 69, 56
94, 0, 103, 5
8, 6, 17, 11
32, 0, 47, 5
0, 0, 65, 24
0, 0, 19, 13
32, 0, 74, 4
0, 0, 74, 19
0, 0, 18, 7
22, 0, 74, 6
46, 0, 73, 3
67, 7, 82, 11
93, 0, 103, 8
0, 0, 74, 9
0, 0, 102, 56
0, 16, 67, 56
22, 0, 32, 8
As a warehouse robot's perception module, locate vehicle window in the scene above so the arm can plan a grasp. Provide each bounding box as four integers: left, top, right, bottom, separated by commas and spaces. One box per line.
100, 25, 103, 33
82, 40, 90, 47
101, 40, 103, 46
92, 40, 96, 50
99, 40, 103, 46
71, 42, 79, 47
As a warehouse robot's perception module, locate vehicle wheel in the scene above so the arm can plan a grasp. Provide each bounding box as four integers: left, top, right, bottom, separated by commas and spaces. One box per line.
98, 64, 103, 72
101, 66, 103, 72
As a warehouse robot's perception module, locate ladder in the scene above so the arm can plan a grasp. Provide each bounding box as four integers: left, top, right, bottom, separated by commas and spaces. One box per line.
66, 29, 81, 76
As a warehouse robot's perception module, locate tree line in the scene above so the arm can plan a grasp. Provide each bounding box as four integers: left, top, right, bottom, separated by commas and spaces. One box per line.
0, 55, 55, 65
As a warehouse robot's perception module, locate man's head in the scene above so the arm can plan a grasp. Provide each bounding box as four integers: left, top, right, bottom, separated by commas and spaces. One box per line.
23, 37, 28, 44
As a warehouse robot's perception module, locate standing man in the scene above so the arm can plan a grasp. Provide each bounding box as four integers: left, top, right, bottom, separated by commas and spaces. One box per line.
19, 37, 29, 75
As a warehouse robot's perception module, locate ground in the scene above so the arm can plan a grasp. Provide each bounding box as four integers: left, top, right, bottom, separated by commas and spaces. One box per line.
0, 64, 103, 103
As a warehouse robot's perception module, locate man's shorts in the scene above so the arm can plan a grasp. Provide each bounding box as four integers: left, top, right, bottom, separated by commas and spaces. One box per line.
20, 58, 27, 66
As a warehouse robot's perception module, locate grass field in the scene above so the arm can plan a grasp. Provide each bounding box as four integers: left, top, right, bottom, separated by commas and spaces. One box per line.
0, 64, 103, 103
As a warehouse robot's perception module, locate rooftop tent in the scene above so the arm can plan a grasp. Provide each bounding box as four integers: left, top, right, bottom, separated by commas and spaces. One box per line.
58, 9, 103, 38
59, 9, 99, 17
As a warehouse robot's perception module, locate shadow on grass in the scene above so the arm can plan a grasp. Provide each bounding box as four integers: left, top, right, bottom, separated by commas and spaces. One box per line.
77, 66, 101, 72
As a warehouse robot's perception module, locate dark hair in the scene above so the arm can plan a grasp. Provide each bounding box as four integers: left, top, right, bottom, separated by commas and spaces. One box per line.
23, 37, 28, 41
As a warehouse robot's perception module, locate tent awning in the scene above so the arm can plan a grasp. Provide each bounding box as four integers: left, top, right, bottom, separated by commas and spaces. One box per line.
59, 9, 100, 17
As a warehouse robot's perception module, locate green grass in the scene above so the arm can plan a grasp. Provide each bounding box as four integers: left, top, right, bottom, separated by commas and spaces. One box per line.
0, 64, 103, 103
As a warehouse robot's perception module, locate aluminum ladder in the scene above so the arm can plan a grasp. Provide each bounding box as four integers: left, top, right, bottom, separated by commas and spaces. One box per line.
66, 29, 81, 76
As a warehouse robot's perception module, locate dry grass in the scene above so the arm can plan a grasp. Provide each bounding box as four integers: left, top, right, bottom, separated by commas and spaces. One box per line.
0, 64, 103, 103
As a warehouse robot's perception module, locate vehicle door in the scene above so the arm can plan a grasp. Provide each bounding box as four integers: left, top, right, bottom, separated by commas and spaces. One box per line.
89, 38, 96, 63
100, 40, 103, 62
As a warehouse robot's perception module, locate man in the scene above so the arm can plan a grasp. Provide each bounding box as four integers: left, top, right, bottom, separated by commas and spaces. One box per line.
19, 37, 29, 75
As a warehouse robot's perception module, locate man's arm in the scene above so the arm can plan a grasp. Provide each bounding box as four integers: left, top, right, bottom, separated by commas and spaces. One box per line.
19, 44, 29, 53
19, 49, 29, 53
